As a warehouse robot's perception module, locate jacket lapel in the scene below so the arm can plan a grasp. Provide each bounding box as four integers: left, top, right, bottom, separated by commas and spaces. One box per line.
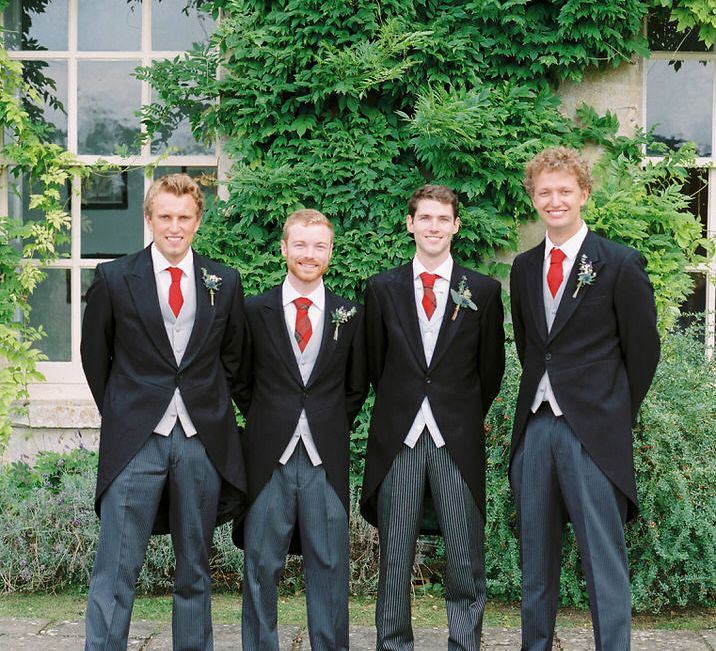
306, 289, 341, 387
548, 230, 604, 343
428, 265, 465, 371
386, 264, 427, 370
125, 247, 177, 365
179, 252, 217, 370
260, 286, 304, 386
524, 243, 549, 342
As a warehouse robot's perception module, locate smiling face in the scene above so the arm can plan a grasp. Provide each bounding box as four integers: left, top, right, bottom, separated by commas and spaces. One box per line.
407, 198, 460, 269
281, 222, 333, 294
144, 191, 201, 265
530, 169, 589, 244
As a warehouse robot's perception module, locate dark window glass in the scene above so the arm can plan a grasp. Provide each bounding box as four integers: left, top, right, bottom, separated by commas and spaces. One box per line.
27, 268, 71, 361
81, 168, 145, 258
648, 9, 712, 53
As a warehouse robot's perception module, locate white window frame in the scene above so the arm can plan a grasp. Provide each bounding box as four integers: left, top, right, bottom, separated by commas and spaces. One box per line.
644, 49, 716, 353
2, 0, 222, 400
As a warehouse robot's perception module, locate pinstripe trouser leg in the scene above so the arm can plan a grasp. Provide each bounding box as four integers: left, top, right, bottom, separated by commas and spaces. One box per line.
511, 410, 630, 651
376, 432, 485, 651
85, 423, 220, 651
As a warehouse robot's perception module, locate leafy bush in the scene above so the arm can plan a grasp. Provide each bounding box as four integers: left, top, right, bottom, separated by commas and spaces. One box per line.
2, 328, 713, 610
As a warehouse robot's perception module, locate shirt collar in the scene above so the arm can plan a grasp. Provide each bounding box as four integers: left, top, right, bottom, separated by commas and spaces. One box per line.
412, 254, 453, 282
151, 243, 194, 277
544, 221, 588, 261
282, 277, 325, 311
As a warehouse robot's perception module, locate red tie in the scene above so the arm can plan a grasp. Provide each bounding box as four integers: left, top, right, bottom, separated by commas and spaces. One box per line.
547, 248, 566, 298
293, 297, 313, 352
419, 272, 439, 320
167, 267, 184, 317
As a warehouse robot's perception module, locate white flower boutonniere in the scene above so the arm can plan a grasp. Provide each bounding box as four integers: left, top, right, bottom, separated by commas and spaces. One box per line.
201, 267, 222, 306
572, 254, 596, 298
450, 275, 478, 321
331, 305, 357, 340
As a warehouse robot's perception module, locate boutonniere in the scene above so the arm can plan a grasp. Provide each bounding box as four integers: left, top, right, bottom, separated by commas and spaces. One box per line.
449, 275, 478, 321
331, 305, 357, 340
200, 267, 222, 306
572, 254, 596, 298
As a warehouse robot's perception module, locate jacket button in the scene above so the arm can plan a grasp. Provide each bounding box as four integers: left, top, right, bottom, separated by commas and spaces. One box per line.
545, 353, 552, 361
425, 376, 431, 384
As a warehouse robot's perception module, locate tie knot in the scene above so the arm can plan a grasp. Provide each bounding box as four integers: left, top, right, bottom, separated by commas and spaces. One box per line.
167, 267, 183, 281
550, 248, 566, 264
294, 297, 312, 311
419, 272, 439, 289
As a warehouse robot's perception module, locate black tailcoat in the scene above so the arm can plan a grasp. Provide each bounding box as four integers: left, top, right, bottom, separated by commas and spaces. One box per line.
360, 263, 505, 529
81, 246, 247, 532
232, 285, 369, 548
509, 230, 660, 519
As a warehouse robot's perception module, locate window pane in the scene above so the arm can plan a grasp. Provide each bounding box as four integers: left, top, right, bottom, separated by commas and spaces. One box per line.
28, 268, 71, 362
648, 9, 712, 53
646, 60, 713, 156
150, 107, 214, 156
78, 0, 141, 51
678, 273, 707, 337
22, 59, 68, 147
152, 0, 214, 51
81, 168, 145, 258
153, 166, 217, 211
8, 173, 71, 257
682, 168, 709, 257
81, 267, 96, 323
3, 0, 68, 51
78, 61, 141, 155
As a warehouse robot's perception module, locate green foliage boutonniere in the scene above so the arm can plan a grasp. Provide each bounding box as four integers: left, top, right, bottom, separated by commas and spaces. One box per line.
331, 305, 357, 340
572, 254, 596, 298
201, 267, 222, 306
450, 275, 478, 321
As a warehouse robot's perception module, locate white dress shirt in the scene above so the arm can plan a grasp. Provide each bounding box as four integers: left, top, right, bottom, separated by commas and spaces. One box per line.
278, 277, 324, 466
150, 244, 198, 437
403, 255, 453, 449
530, 221, 589, 415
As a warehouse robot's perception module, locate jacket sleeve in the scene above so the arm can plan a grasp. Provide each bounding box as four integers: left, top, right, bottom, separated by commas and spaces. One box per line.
364, 277, 387, 390
479, 280, 506, 415
222, 271, 250, 416
345, 306, 369, 426
614, 250, 660, 419
80, 264, 114, 414
509, 258, 526, 367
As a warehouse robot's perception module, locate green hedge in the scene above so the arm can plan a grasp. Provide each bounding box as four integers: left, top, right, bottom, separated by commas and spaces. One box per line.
1, 327, 713, 611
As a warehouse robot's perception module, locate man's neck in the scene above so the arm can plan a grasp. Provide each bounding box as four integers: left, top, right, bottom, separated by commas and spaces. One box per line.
546, 218, 584, 247
286, 273, 322, 296
415, 251, 450, 272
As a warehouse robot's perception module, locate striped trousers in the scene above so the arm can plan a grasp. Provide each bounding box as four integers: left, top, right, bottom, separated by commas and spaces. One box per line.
376, 431, 486, 651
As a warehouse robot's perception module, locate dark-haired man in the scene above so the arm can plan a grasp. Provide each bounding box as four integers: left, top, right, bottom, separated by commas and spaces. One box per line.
361, 185, 505, 650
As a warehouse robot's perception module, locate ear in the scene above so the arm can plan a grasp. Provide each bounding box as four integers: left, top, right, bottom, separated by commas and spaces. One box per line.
580, 188, 590, 207
280, 238, 288, 258
452, 217, 460, 234
406, 214, 414, 233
